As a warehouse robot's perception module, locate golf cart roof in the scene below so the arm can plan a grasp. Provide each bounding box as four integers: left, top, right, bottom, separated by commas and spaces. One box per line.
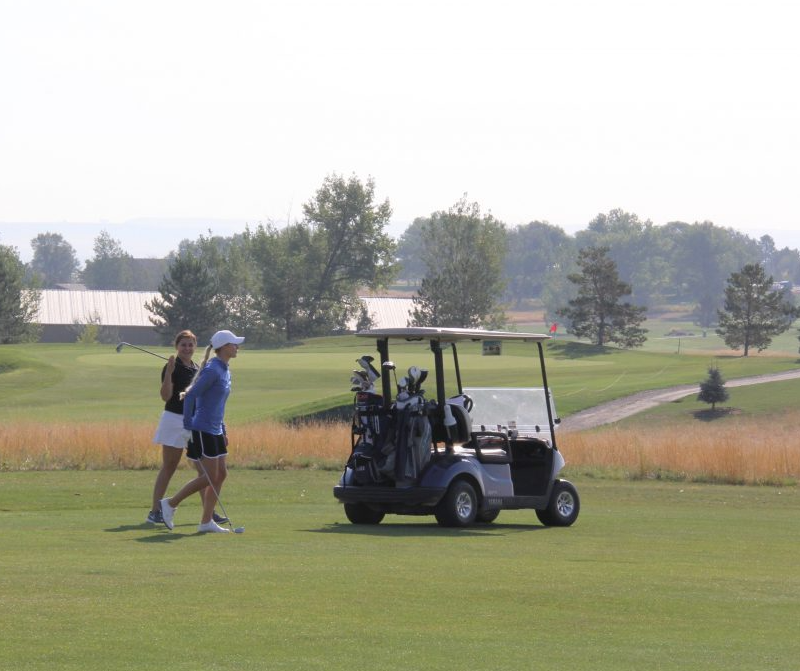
356, 327, 551, 343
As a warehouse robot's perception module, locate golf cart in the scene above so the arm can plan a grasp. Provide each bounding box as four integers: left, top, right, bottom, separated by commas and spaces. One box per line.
333, 327, 580, 528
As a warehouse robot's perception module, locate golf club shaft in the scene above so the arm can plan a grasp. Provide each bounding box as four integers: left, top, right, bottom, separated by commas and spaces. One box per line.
116, 342, 168, 360
196, 454, 236, 532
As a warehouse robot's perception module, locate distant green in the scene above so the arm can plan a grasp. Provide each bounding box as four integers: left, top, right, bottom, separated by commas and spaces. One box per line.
1, 471, 797, 671
0, 338, 798, 424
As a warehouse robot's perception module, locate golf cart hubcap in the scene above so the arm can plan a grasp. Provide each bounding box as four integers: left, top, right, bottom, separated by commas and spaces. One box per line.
456, 491, 473, 519
555, 491, 575, 517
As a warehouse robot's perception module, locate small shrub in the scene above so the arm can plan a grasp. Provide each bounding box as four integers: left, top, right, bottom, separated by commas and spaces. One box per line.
697, 366, 729, 411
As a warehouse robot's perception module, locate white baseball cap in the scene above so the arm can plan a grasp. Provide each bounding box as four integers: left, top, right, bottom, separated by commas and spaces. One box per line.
210, 330, 245, 350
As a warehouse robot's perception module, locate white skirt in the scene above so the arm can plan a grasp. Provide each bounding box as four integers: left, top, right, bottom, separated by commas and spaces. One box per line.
153, 410, 188, 448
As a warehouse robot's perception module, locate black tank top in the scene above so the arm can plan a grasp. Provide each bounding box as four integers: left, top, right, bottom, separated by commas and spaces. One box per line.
161, 359, 199, 414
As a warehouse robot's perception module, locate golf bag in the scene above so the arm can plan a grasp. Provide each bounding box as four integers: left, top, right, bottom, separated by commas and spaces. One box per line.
349, 391, 394, 485
389, 393, 432, 483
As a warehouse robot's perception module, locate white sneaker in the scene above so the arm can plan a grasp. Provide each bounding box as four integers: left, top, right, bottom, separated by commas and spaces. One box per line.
197, 520, 230, 533
160, 498, 175, 530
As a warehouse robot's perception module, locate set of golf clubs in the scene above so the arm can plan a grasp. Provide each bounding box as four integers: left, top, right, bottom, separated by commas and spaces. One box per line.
348, 356, 428, 398
374, 360, 429, 397
384, 361, 428, 396
116, 341, 244, 534
350, 355, 381, 392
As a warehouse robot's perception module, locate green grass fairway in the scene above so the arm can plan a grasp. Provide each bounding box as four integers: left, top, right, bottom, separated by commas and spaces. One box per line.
1, 339, 799, 424
520, 313, 800, 358
615, 377, 800, 427
640, 315, 800, 356
1, 471, 798, 670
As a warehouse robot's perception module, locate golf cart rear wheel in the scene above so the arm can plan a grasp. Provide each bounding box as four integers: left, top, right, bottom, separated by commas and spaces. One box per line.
344, 503, 385, 525
536, 479, 580, 527
435, 480, 478, 528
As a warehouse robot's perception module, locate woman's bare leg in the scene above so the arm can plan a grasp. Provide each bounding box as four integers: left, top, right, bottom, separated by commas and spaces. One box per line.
200, 456, 227, 525
151, 446, 183, 512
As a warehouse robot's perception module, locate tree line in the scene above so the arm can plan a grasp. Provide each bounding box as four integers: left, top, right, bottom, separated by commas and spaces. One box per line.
399, 208, 800, 324
2, 174, 800, 352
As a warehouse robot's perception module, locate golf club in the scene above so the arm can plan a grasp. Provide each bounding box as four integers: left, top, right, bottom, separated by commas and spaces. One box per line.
350, 375, 369, 392
115, 342, 168, 361
196, 457, 245, 534
356, 355, 380, 383
407, 366, 421, 394
351, 369, 373, 391
382, 361, 398, 391
352, 369, 368, 382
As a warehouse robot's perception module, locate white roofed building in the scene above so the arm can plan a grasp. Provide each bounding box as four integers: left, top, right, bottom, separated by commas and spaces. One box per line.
348, 296, 414, 332
31, 290, 414, 343
34, 290, 161, 344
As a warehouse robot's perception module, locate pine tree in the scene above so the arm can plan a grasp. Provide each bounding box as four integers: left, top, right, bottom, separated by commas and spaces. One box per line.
146, 255, 227, 346
697, 366, 729, 411
557, 246, 647, 347
0, 245, 40, 343
716, 263, 797, 356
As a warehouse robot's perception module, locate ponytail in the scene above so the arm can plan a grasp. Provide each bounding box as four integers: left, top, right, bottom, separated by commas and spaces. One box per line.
180, 344, 214, 400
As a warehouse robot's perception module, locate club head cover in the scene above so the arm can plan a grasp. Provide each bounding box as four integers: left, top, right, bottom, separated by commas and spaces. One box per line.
358, 357, 381, 382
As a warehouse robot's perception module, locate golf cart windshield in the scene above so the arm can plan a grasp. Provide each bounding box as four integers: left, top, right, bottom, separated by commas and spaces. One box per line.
463, 387, 557, 440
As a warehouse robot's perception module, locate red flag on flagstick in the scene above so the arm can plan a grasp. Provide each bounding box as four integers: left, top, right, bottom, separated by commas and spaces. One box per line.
549, 323, 558, 334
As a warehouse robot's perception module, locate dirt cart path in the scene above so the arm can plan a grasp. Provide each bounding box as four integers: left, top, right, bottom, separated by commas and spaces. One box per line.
560, 368, 800, 432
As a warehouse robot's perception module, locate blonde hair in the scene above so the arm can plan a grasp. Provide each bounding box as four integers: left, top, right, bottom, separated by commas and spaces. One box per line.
179, 344, 214, 400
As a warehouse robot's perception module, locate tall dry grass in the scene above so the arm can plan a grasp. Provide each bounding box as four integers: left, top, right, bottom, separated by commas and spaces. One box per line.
560, 412, 800, 486
0, 420, 352, 472
1, 415, 798, 485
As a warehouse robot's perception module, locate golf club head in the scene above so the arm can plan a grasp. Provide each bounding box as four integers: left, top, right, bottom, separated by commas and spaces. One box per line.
381, 361, 396, 372
115, 343, 124, 353
357, 356, 380, 382
407, 366, 423, 393
417, 369, 429, 387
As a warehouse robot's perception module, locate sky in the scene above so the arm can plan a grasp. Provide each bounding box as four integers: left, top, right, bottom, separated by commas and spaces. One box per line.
1, 0, 799, 263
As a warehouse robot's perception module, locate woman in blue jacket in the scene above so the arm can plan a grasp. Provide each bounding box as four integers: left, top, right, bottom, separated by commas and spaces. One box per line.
160, 329, 244, 533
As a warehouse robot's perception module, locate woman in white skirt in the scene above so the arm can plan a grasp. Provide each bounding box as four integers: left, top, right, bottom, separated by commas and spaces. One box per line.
147, 330, 224, 525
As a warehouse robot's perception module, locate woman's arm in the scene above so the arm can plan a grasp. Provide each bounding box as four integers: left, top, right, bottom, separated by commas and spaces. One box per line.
160, 357, 176, 402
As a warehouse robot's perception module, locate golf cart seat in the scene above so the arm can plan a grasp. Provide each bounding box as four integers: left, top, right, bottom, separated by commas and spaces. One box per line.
461, 431, 511, 464
431, 402, 473, 448
448, 403, 472, 444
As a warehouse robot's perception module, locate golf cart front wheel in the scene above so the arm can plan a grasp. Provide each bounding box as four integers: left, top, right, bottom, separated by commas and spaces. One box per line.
344, 503, 385, 525
435, 480, 478, 528
536, 479, 580, 527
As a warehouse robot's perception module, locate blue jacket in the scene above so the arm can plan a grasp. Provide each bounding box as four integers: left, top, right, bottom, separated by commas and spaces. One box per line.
183, 358, 231, 435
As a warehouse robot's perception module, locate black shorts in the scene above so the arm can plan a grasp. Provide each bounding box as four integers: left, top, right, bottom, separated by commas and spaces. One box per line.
187, 430, 228, 461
